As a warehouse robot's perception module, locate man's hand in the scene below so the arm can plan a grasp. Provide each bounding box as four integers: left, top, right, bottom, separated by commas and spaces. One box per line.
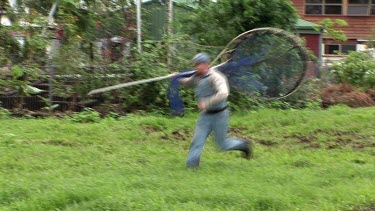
168, 72, 178, 78
198, 100, 206, 111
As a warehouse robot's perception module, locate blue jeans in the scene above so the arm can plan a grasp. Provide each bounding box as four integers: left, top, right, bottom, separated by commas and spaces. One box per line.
186, 109, 248, 168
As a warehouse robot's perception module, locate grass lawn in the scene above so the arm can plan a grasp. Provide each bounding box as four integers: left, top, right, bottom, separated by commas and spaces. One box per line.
1, 105, 374, 210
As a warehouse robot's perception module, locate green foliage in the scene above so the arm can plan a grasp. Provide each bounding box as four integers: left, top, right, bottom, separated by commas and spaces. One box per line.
367, 27, 375, 48
0, 28, 22, 64
179, 0, 299, 45
114, 41, 184, 112
331, 51, 375, 88
0, 47, 9, 66
0, 65, 44, 110
51, 40, 92, 98
279, 78, 324, 109
93, 35, 209, 114
228, 78, 324, 111
228, 91, 265, 111
0, 106, 11, 119
68, 108, 101, 123
318, 18, 348, 41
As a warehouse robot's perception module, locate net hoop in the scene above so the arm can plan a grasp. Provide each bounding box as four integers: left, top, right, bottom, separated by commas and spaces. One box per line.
212, 27, 311, 100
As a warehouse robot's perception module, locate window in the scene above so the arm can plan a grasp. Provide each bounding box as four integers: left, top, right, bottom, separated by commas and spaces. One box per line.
349, 0, 369, 3
347, 0, 375, 15
324, 44, 357, 54
341, 45, 357, 54
306, 0, 343, 15
325, 44, 340, 54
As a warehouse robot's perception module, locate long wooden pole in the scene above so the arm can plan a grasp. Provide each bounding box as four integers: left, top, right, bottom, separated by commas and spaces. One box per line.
87, 74, 175, 95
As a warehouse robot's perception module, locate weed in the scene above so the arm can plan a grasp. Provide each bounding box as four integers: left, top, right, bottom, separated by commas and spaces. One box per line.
0, 107, 11, 119
68, 108, 101, 123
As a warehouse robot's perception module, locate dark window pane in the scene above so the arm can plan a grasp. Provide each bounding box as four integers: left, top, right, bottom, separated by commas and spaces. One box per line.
325, 5, 342, 14
349, 0, 369, 3
325, 45, 339, 54
326, 0, 342, 3
347, 6, 369, 14
371, 6, 375, 14
372, 0, 375, 4
306, 0, 322, 3
342, 45, 356, 54
306, 5, 323, 14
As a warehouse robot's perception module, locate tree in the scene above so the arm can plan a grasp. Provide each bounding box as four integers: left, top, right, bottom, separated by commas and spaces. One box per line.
179, 0, 299, 46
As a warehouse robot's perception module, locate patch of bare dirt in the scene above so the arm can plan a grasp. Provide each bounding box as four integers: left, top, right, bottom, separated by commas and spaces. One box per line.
284, 129, 374, 150
229, 127, 247, 136
354, 203, 375, 211
143, 126, 162, 133
41, 139, 82, 147
256, 139, 279, 146
169, 129, 191, 141
9, 109, 73, 118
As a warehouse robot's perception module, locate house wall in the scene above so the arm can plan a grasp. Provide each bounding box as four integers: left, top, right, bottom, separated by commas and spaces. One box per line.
290, 0, 375, 40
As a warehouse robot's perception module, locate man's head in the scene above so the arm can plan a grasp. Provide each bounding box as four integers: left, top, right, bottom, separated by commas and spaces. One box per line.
192, 53, 211, 75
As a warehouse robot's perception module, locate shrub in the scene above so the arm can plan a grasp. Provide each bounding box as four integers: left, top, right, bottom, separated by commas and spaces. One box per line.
227, 78, 324, 111
69, 108, 101, 123
331, 51, 375, 89
279, 78, 323, 109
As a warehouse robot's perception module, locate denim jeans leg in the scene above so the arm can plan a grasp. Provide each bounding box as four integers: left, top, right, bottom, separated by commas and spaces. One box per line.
212, 110, 247, 151
186, 114, 211, 168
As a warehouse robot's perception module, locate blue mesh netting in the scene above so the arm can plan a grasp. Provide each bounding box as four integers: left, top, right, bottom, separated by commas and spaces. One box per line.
168, 70, 196, 116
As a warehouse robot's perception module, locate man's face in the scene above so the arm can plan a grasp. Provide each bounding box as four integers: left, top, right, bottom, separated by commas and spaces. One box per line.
195, 63, 210, 75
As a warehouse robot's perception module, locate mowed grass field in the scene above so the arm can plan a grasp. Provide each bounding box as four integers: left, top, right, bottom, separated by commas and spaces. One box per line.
0, 105, 374, 211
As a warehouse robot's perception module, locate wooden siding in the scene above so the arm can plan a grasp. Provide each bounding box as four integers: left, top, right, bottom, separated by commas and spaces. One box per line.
290, 0, 375, 40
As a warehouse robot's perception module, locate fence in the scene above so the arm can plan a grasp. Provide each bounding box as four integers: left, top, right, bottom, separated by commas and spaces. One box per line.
0, 65, 111, 112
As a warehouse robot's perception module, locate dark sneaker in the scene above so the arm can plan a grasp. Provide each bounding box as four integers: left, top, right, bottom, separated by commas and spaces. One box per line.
242, 140, 254, 159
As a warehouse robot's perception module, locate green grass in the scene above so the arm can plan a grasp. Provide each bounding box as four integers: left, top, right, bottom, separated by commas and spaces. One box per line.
1, 105, 374, 210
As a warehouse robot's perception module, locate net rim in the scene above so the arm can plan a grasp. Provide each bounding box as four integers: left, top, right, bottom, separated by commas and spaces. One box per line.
212, 27, 311, 100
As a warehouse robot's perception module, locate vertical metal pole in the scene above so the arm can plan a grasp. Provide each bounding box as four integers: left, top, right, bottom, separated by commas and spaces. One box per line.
42, 2, 58, 37
318, 29, 323, 78
48, 65, 54, 110
136, 0, 142, 52
166, 0, 173, 68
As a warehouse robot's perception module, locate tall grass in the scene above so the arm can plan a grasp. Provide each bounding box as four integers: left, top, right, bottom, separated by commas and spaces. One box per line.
1, 105, 374, 210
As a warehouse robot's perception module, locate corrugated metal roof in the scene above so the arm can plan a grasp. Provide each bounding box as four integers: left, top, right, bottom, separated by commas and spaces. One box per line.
296, 19, 323, 30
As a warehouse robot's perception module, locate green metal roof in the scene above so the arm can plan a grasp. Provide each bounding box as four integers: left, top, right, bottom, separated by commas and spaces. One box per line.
143, 0, 195, 5
296, 19, 324, 30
